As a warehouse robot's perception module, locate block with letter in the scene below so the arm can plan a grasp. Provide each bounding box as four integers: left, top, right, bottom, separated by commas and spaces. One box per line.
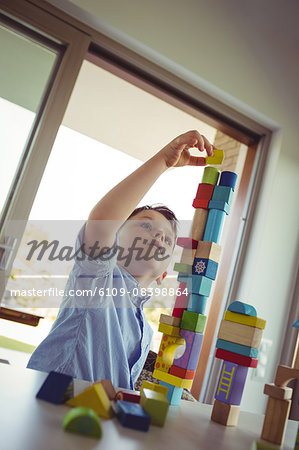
67, 384, 114, 419
36, 371, 73, 404
115, 400, 151, 432
261, 397, 291, 445
211, 399, 240, 426
173, 328, 204, 371
140, 388, 169, 426
217, 319, 263, 348
215, 360, 248, 405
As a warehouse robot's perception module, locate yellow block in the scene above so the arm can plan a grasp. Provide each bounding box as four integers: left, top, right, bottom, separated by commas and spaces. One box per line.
224, 311, 266, 329
66, 384, 113, 419
140, 380, 168, 397
153, 369, 193, 389
206, 149, 224, 165
155, 334, 179, 372
158, 322, 181, 337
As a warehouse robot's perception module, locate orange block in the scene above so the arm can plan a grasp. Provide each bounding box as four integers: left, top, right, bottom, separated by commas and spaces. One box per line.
169, 365, 195, 379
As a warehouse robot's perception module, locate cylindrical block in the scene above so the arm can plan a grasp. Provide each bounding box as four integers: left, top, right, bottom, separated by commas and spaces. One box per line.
203, 209, 225, 243
202, 166, 219, 185
219, 171, 237, 190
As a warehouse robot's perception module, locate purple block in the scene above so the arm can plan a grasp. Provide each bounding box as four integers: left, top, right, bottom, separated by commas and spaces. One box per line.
173, 329, 203, 371
215, 360, 248, 405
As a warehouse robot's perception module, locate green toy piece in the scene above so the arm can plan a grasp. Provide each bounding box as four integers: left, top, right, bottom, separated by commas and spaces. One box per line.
140, 389, 169, 427
62, 407, 102, 438
202, 166, 219, 185
250, 440, 280, 449
181, 310, 207, 333
228, 301, 257, 317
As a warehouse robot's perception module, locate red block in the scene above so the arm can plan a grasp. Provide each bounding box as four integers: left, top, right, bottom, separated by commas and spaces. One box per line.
116, 391, 140, 403
172, 282, 190, 318
192, 183, 215, 209
176, 237, 198, 249
169, 365, 196, 379
215, 348, 258, 368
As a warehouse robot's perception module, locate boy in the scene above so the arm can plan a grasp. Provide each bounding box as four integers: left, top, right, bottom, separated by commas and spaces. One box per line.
27, 130, 214, 389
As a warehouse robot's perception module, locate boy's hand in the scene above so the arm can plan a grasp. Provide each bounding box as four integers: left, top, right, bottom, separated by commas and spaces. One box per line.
158, 130, 214, 168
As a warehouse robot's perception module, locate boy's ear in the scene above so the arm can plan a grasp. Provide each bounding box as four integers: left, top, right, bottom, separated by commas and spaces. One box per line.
156, 271, 167, 285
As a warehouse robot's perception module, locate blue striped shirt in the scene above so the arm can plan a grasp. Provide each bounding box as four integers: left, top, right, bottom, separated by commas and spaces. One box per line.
27, 221, 153, 389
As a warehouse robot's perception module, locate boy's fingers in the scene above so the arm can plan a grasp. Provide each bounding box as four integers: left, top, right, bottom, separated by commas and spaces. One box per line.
187, 155, 207, 167
201, 135, 214, 156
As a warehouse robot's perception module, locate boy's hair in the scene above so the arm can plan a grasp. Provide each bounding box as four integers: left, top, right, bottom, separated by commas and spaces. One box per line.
127, 204, 179, 239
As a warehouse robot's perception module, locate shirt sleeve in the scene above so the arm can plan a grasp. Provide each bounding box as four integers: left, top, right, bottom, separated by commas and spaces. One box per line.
73, 221, 119, 278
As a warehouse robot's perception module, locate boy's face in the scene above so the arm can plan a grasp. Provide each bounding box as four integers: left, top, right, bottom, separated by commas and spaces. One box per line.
118, 209, 176, 282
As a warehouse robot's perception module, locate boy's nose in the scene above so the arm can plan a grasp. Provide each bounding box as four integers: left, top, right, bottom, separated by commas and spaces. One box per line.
154, 231, 164, 242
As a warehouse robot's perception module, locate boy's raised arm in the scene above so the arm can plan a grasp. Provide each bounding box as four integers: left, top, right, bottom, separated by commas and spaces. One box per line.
84, 130, 214, 254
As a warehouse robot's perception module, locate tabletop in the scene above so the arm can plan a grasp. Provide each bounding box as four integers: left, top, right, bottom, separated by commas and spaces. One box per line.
0, 351, 297, 450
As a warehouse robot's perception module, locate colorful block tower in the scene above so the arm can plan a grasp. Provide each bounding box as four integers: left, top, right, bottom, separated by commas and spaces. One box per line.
211, 301, 266, 426
153, 152, 239, 405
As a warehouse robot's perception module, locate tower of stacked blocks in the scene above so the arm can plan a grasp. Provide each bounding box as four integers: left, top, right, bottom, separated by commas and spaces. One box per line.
211, 301, 266, 426
153, 150, 240, 405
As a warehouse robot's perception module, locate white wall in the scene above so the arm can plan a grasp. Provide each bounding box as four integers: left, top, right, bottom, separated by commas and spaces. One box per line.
53, 0, 299, 413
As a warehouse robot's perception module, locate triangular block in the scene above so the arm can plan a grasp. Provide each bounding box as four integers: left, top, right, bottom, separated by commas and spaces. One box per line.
36, 371, 73, 404
67, 384, 113, 419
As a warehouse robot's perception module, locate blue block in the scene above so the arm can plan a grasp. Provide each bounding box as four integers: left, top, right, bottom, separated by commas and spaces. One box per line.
211, 185, 234, 205
216, 339, 258, 358
208, 200, 230, 214
203, 209, 225, 243
228, 301, 257, 316
192, 258, 218, 280
188, 294, 208, 314
186, 274, 213, 296
215, 360, 248, 405
219, 171, 237, 190
36, 371, 73, 404
160, 382, 183, 406
115, 400, 151, 431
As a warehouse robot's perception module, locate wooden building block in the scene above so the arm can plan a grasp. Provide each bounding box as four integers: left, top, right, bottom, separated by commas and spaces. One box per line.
115, 400, 151, 432
187, 294, 208, 314
206, 149, 224, 165
192, 257, 218, 279
192, 183, 215, 209
208, 199, 230, 214
159, 314, 181, 328
227, 300, 257, 316
203, 209, 226, 243
169, 365, 196, 379
195, 240, 221, 262
211, 399, 240, 426
176, 237, 198, 249
181, 310, 207, 333
216, 339, 258, 358
155, 333, 184, 372
140, 389, 169, 427
184, 274, 213, 296
215, 348, 258, 368
116, 391, 141, 403
62, 407, 102, 438
250, 440, 278, 449
160, 381, 183, 406
158, 322, 181, 337
219, 171, 237, 190
140, 381, 168, 397
172, 281, 190, 318
36, 371, 73, 404
274, 365, 299, 387
224, 310, 266, 329
67, 384, 114, 419
173, 329, 204, 371
87, 379, 116, 400
152, 369, 193, 389
180, 248, 196, 265
261, 396, 291, 445
191, 208, 209, 241
173, 262, 192, 274
263, 383, 293, 400
202, 166, 219, 185
218, 319, 263, 348
212, 185, 234, 205
215, 360, 248, 405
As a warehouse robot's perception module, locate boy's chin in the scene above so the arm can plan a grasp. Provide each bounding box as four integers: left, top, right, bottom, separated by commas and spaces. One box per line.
121, 260, 164, 280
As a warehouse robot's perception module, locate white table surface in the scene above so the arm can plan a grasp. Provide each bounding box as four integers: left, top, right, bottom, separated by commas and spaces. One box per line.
0, 349, 297, 450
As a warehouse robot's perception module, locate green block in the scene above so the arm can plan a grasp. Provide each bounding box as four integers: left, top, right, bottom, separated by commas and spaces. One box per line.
63, 407, 102, 438
173, 262, 192, 274
181, 310, 207, 333
202, 166, 219, 185
250, 441, 280, 450
140, 389, 169, 427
